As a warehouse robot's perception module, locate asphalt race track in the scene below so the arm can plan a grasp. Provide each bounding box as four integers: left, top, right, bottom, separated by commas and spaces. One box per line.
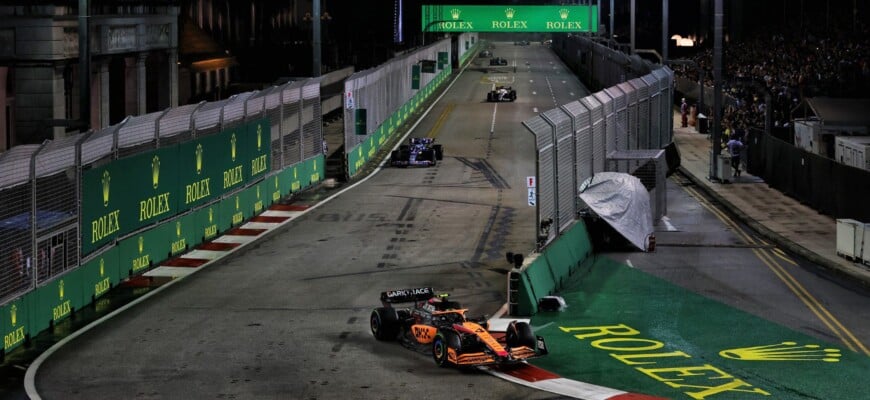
31, 43, 588, 399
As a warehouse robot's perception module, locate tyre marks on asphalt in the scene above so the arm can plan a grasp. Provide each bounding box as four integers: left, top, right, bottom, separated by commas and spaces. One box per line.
454, 157, 510, 189
378, 197, 423, 268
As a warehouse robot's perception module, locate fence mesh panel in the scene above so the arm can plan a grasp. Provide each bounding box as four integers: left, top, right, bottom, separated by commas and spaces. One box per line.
281, 83, 303, 166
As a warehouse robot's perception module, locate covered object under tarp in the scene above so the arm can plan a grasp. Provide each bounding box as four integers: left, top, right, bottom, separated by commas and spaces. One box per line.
578, 172, 653, 252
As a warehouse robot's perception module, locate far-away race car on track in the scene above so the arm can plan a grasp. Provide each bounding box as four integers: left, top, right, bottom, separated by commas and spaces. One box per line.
487, 86, 517, 102
390, 138, 443, 167
370, 287, 548, 368
489, 57, 508, 66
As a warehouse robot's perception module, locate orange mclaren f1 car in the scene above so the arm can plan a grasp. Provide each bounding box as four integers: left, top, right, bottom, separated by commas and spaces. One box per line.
370, 287, 548, 367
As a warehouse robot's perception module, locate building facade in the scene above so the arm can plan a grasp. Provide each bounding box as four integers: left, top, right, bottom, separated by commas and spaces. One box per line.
0, 3, 179, 149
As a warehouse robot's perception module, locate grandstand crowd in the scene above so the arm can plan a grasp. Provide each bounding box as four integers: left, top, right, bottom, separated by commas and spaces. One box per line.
673, 26, 870, 138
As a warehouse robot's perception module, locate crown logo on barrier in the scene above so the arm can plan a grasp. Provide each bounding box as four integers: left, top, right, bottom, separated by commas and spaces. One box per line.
101, 170, 111, 207
257, 124, 263, 151
231, 133, 237, 162
10, 305, 17, 326
450, 8, 461, 20
559, 8, 570, 20
274, 176, 279, 189
100, 258, 105, 276
138, 236, 144, 254
256, 186, 261, 200
293, 167, 298, 179
59, 280, 65, 300
235, 196, 240, 211
208, 207, 214, 223
505, 8, 515, 19
176, 221, 182, 237
719, 342, 841, 362
196, 144, 203, 175
151, 155, 160, 189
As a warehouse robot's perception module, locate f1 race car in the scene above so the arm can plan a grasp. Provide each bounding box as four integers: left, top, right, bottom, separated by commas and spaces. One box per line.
390, 137, 443, 167
487, 86, 517, 102
489, 57, 508, 66
370, 287, 548, 368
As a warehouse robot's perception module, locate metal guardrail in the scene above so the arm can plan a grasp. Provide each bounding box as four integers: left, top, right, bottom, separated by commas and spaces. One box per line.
525, 35, 674, 249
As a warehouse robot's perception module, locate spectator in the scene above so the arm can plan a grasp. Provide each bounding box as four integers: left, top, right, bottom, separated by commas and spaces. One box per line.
727, 137, 745, 177
680, 98, 688, 128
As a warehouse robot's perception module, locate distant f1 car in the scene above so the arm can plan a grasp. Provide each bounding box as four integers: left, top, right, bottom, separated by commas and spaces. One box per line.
487, 86, 517, 102
489, 57, 508, 66
370, 287, 548, 368
390, 137, 443, 167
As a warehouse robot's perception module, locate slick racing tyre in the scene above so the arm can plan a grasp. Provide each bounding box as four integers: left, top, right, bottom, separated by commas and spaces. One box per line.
371, 307, 400, 341
433, 331, 461, 367
506, 321, 536, 348
433, 144, 444, 160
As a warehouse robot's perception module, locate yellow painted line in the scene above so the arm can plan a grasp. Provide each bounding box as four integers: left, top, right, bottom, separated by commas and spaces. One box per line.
756, 248, 869, 355
426, 103, 454, 139
679, 181, 870, 355
772, 247, 798, 266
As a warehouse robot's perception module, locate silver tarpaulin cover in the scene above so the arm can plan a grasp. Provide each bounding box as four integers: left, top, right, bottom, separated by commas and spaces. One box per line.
578, 172, 653, 251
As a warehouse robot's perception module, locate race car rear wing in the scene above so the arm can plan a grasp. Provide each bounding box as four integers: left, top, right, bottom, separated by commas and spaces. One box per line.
380, 287, 435, 305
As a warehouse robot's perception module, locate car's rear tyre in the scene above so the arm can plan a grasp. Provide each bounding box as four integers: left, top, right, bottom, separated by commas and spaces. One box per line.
506, 321, 536, 348
371, 307, 400, 341
433, 145, 444, 160
433, 331, 461, 367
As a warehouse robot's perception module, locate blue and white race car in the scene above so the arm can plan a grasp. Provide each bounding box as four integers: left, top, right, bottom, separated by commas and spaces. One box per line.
390, 138, 444, 167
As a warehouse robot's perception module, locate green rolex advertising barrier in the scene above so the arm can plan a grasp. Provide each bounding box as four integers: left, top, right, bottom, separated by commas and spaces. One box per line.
34, 270, 85, 334
423, 5, 598, 33
513, 220, 593, 316
219, 192, 248, 231
196, 204, 221, 243
79, 247, 121, 303
82, 120, 271, 256
2, 292, 33, 355
169, 214, 199, 257
118, 224, 171, 277
81, 146, 180, 255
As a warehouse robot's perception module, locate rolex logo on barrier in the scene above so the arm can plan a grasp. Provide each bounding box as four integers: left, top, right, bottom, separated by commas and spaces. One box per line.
4, 304, 25, 350
152, 155, 160, 189
102, 170, 111, 207
133, 235, 150, 272
231, 195, 244, 225
196, 144, 203, 175
171, 221, 186, 254
187, 144, 212, 205
494, 7, 526, 29
52, 279, 72, 320
450, 8, 461, 20
546, 8, 582, 30
719, 342, 842, 362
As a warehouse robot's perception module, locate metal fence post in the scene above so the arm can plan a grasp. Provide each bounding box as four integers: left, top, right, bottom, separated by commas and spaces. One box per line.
30, 141, 48, 288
